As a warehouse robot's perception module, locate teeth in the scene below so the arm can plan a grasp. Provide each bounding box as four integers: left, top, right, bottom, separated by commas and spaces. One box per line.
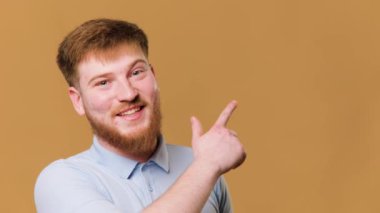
120, 107, 140, 116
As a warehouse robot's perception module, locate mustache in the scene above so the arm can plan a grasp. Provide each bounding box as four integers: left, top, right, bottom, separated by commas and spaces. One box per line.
111, 96, 148, 116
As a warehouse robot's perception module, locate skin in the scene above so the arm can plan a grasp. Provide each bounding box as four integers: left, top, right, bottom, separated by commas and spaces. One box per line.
145, 100, 246, 213
68, 42, 246, 212
68, 43, 159, 161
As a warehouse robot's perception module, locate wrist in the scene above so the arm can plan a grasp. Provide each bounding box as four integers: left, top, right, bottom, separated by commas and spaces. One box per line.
192, 157, 224, 178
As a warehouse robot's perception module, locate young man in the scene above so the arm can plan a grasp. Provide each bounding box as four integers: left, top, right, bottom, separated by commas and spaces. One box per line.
34, 19, 246, 213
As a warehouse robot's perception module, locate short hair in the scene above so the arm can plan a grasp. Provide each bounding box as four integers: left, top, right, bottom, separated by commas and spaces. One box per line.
57, 18, 149, 86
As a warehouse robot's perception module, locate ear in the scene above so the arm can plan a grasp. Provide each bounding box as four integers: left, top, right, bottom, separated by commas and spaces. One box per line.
68, 86, 85, 116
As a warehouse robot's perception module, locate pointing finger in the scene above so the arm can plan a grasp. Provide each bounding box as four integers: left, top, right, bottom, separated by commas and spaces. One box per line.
214, 100, 238, 127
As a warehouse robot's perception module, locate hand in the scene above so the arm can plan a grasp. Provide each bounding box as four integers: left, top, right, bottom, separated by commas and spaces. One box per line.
191, 100, 246, 176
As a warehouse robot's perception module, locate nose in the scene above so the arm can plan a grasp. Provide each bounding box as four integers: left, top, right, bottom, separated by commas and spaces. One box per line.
116, 79, 138, 102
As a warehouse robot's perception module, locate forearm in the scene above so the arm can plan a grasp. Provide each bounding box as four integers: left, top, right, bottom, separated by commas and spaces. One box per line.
143, 159, 220, 213
144, 101, 246, 212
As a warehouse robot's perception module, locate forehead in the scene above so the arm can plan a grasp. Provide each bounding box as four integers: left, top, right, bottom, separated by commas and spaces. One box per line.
78, 42, 148, 71
83, 42, 147, 64
76, 43, 148, 85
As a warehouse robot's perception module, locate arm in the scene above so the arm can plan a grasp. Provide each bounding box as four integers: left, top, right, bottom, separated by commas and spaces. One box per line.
144, 100, 246, 212
35, 101, 245, 213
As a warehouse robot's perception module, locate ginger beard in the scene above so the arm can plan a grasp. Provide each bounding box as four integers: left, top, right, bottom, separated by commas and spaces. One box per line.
85, 95, 161, 158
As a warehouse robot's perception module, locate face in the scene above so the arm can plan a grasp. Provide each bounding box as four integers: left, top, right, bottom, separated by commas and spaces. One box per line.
69, 43, 161, 160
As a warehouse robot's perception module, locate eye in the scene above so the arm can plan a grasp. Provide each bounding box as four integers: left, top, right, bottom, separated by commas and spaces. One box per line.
96, 80, 108, 86
131, 69, 143, 76
129, 68, 147, 80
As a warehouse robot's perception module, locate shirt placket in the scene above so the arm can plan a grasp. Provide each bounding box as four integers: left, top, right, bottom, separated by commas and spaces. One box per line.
141, 162, 155, 202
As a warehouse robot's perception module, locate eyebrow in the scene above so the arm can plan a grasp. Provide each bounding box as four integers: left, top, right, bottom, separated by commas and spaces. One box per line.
87, 59, 149, 86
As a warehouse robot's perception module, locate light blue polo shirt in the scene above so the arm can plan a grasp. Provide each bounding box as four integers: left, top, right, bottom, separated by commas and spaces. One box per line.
34, 137, 232, 213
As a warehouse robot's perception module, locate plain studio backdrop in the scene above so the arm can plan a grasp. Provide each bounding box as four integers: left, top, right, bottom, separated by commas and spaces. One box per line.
1, 0, 379, 212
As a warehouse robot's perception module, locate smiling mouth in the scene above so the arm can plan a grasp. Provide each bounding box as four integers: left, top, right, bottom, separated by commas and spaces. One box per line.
116, 105, 145, 117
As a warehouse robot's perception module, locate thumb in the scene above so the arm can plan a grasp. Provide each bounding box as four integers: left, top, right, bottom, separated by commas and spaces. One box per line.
191, 116, 203, 144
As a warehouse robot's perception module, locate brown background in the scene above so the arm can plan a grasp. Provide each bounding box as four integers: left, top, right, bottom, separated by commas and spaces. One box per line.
1, 0, 380, 212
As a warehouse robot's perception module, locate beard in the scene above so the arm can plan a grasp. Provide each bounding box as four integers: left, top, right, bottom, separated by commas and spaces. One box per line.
85, 95, 161, 159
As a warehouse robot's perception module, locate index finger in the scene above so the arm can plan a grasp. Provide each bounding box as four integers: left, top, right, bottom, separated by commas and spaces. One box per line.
214, 100, 238, 127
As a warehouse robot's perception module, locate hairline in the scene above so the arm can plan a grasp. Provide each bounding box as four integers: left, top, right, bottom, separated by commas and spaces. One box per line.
71, 41, 148, 89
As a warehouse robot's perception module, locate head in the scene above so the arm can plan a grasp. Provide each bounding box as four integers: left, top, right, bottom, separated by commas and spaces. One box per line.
57, 18, 161, 161
57, 18, 149, 87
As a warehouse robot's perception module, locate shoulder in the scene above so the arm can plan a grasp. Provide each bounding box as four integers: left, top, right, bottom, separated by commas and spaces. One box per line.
166, 144, 193, 162
34, 153, 109, 213
36, 156, 89, 181
34, 155, 95, 196
166, 144, 192, 155
161, 144, 194, 175
36, 151, 93, 180
35, 149, 105, 189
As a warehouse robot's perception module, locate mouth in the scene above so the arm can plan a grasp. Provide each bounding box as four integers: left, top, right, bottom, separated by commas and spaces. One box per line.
116, 105, 145, 120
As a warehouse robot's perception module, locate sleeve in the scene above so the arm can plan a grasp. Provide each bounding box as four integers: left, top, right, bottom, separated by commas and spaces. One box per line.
215, 176, 233, 213
34, 160, 123, 213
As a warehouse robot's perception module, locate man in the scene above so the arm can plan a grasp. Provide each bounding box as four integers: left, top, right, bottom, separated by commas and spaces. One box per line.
34, 18, 246, 213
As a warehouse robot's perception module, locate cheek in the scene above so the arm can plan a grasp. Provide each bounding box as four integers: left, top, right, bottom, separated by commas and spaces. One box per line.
134, 76, 158, 101
83, 93, 113, 113
146, 76, 159, 98
143, 83, 158, 103
148, 83, 158, 98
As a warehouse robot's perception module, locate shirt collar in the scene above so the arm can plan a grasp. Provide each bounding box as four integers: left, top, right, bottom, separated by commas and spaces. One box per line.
148, 135, 170, 173
89, 135, 170, 179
